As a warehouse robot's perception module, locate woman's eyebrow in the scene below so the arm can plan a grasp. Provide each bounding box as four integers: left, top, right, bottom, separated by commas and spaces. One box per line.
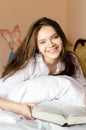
38, 33, 57, 41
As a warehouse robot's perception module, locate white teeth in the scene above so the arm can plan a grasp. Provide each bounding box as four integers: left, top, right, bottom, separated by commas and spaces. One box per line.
47, 47, 57, 53
49, 50, 56, 52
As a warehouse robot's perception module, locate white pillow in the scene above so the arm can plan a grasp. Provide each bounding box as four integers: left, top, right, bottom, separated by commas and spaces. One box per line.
7, 75, 86, 107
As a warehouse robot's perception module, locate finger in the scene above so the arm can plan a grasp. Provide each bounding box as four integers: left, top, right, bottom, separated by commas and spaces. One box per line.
26, 112, 35, 120
27, 103, 38, 108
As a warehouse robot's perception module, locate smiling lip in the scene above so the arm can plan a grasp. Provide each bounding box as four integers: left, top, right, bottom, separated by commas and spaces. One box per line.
47, 47, 58, 53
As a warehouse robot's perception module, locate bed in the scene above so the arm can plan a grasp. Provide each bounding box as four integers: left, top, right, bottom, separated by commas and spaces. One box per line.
0, 39, 86, 130
0, 111, 86, 130
0, 74, 86, 130
0, 106, 86, 130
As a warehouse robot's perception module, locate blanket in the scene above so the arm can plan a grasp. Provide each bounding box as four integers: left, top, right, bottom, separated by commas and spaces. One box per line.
7, 75, 86, 107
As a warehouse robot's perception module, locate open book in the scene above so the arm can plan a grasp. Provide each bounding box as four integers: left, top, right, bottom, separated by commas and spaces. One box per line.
31, 100, 86, 126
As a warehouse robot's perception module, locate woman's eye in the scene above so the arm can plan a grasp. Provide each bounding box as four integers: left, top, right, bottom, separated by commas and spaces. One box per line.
53, 35, 59, 39
39, 41, 46, 44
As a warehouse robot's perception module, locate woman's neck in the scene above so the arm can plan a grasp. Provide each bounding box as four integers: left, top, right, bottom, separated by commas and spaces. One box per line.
45, 61, 58, 75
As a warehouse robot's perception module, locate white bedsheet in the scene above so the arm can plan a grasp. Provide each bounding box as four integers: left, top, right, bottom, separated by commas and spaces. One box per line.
0, 75, 86, 129
0, 120, 86, 130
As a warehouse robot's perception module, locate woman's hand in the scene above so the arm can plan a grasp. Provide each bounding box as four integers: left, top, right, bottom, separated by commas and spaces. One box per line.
19, 103, 37, 120
83, 95, 86, 106
0, 98, 37, 120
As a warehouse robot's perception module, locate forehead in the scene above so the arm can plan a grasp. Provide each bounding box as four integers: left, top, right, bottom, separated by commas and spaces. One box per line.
37, 26, 56, 40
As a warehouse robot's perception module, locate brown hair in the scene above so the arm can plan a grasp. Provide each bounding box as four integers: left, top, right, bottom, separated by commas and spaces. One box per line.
1, 17, 78, 78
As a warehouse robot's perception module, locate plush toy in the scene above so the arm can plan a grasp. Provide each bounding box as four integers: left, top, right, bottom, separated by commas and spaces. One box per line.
0, 25, 22, 62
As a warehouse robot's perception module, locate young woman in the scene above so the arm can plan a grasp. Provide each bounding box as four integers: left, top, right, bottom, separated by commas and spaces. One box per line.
0, 17, 86, 119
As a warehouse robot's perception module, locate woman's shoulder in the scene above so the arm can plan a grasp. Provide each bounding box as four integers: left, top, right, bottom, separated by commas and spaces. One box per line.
35, 53, 44, 62
28, 53, 43, 62
66, 51, 78, 59
26, 53, 44, 68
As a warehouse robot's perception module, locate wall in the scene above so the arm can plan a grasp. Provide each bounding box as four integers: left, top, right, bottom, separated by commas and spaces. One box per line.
0, 0, 67, 72
67, 0, 86, 44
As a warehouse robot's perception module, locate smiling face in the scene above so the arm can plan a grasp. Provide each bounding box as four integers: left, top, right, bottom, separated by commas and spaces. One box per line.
37, 26, 63, 64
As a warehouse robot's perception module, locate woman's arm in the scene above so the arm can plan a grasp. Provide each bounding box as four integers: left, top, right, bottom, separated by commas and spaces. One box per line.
0, 97, 37, 119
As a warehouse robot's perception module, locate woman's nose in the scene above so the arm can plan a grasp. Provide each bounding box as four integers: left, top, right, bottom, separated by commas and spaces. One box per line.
47, 39, 54, 47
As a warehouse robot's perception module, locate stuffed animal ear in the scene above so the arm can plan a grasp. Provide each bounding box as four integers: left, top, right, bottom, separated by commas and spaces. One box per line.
12, 25, 22, 46
0, 25, 22, 51
0, 29, 14, 49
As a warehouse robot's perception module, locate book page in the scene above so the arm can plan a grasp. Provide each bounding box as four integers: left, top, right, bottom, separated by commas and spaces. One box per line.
32, 102, 66, 125
37, 100, 86, 118
36, 100, 68, 117
32, 100, 86, 125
